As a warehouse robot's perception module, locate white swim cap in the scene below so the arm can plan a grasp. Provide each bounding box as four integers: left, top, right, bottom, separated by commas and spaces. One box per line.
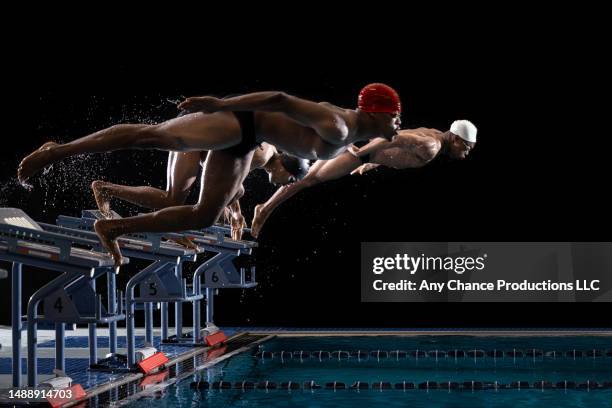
450, 120, 477, 143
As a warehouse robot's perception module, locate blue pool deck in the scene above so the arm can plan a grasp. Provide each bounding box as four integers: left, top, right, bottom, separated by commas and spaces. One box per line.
1, 327, 611, 392
0, 326, 241, 389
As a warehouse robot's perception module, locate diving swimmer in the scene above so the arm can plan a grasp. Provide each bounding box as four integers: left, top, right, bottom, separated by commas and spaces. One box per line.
92, 142, 309, 240
18, 84, 400, 264
251, 120, 477, 237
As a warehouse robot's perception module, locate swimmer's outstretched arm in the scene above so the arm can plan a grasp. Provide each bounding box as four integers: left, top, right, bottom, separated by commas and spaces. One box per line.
348, 137, 391, 158
251, 150, 363, 237
179, 92, 351, 145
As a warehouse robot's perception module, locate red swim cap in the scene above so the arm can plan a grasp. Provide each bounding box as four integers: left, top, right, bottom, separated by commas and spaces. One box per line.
357, 83, 401, 114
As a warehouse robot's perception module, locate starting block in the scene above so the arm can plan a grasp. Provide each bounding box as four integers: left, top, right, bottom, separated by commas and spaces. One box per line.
158, 225, 257, 346
205, 331, 228, 347
183, 228, 258, 346
0, 207, 127, 387
136, 347, 169, 374
58, 210, 199, 370
41, 371, 87, 408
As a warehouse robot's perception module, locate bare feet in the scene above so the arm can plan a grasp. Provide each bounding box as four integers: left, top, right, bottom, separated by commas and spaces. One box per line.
18, 141, 58, 185
91, 180, 113, 219
167, 236, 199, 251
230, 214, 247, 241
94, 219, 124, 266
251, 204, 268, 239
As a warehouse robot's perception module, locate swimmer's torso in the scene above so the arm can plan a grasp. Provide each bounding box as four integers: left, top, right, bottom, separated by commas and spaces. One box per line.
371, 147, 426, 168
171, 109, 352, 160
254, 112, 348, 160
372, 128, 442, 169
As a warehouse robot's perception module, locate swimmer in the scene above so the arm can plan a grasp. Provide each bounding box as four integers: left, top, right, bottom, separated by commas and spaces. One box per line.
92, 142, 309, 241
251, 120, 477, 237
19, 84, 398, 264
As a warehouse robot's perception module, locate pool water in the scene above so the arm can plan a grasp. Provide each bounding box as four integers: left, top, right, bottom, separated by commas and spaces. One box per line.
127, 336, 612, 408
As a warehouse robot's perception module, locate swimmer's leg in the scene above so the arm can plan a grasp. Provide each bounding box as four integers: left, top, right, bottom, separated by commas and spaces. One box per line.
18, 112, 241, 183
92, 151, 202, 217
94, 149, 253, 265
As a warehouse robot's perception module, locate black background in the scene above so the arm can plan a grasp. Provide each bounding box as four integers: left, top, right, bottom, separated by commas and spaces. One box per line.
1, 26, 609, 328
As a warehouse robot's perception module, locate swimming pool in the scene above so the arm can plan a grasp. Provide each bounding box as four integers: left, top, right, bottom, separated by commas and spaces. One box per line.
127, 335, 612, 408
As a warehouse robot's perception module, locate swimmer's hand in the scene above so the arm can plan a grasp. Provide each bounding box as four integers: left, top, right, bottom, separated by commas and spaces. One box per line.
351, 163, 379, 175
347, 145, 361, 157
178, 96, 223, 113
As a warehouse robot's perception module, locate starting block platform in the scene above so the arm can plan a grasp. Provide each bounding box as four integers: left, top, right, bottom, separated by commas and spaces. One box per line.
0, 206, 259, 393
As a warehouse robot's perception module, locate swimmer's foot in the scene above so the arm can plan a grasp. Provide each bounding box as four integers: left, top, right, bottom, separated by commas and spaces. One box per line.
91, 180, 113, 219
168, 236, 199, 251
251, 204, 268, 239
230, 214, 246, 241
94, 219, 125, 266
18, 141, 59, 185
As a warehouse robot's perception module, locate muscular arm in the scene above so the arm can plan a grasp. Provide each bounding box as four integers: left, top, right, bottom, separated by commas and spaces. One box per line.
251, 150, 362, 237
349, 137, 392, 158
180, 92, 351, 145
391, 131, 440, 162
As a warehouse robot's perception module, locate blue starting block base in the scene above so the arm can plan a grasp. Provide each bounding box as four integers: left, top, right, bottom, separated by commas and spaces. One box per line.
2, 206, 260, 388
58, 209, 201, 370
0, 208, 126, 387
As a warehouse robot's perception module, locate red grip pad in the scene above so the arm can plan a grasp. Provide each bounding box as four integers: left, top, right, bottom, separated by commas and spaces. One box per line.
46, 384, 87, 408
137, 351, 169, 374
205, 331, 227, 347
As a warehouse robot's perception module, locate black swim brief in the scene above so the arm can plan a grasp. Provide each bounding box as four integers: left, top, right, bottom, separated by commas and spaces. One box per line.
177, 109, 260, 157
224, 111, 260, 156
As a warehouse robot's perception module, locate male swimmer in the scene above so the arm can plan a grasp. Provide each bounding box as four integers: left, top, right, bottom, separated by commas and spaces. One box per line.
251, 120, 477, 237
92, 142, 309, 240
18, 84, 401, 264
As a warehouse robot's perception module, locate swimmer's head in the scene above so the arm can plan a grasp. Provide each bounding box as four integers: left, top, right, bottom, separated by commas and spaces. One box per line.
447, 120, 477, 159
267, 152, 310, 186
357, 83, 402, 139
